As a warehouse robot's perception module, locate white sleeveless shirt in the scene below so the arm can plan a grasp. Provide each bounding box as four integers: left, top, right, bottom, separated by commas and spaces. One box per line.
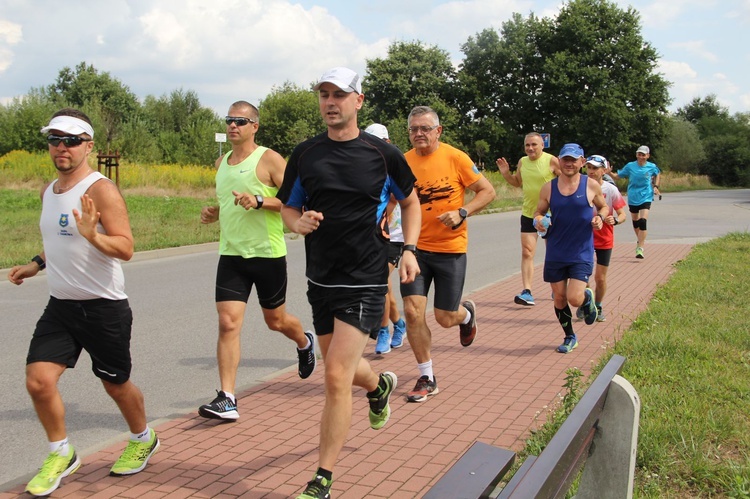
41, 171, 127, 300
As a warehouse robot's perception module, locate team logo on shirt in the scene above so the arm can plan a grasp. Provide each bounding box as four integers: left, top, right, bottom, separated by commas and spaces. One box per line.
472, 164, 480, 174
59, 213, 69, 228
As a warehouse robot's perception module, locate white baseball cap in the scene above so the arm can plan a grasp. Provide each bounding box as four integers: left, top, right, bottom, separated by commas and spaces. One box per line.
636, 145, 650, 154
364, 123, 389, 140
313, 67, 362, 93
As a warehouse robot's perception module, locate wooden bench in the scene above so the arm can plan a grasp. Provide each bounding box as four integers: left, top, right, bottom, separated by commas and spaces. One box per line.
424, 354, 640, 499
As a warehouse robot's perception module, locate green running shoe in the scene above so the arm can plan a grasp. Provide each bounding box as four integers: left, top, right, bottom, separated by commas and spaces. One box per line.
25, 447, 81, 496
557, 335, 578, 353
110, 428, 160, 476
297, 474, 332, 498
368, 371, 397, 430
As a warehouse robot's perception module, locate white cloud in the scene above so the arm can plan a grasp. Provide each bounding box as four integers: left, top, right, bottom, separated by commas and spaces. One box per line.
0, 19, 22, 73
669, 40, 718, 62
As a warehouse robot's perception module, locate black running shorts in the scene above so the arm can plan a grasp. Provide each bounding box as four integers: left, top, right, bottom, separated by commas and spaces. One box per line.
27, 297, 133, 384
215, 255, 288, 310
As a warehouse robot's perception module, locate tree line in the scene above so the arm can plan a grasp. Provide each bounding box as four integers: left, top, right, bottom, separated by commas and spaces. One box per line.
1, 0, 747, 186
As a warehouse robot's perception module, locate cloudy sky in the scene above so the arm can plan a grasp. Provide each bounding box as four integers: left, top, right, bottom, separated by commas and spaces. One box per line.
1, 0, 749, 117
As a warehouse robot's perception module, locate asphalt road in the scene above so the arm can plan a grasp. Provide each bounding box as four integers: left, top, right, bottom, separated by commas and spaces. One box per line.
1, 189, 749, 488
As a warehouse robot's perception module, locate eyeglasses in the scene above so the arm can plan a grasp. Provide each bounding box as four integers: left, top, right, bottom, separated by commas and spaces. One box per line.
47, 135, 91, 148
408, 125, 439, 134
225, 116, 256, 126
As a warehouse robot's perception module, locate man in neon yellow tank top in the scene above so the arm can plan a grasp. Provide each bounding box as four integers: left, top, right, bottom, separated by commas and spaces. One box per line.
496, 132, 559, 306
198, 101, 316, 421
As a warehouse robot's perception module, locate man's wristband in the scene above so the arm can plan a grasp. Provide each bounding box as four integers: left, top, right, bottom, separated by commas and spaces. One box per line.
31, 255, 46, 270
613, 217, 619, 225
402, 244, 417, 255
254, 195, 264, 209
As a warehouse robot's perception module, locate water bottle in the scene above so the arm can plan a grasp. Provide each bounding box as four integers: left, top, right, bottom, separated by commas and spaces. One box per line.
536, 213, 551, 238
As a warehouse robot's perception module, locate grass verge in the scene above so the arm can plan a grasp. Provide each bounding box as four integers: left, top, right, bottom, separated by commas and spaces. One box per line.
516, 232, 750, 498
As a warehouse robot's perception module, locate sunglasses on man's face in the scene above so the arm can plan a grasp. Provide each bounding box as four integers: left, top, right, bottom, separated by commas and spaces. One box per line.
47, 135, 91, 148
225, 116, 256, 126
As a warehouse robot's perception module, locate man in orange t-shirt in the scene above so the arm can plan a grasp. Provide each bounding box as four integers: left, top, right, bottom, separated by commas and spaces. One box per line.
401, 105, 496, 403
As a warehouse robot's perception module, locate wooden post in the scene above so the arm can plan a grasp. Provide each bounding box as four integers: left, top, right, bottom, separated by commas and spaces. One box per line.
97, 150, 121, 187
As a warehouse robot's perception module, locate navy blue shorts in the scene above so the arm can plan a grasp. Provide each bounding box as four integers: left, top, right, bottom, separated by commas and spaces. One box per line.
307, 282, 386, 337
27, 297, 133, 384
543, 261, 593, 284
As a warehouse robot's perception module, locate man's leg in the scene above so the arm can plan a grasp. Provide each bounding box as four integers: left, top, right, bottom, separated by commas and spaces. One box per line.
216, 300, 247, 394
637, 208, 650, 248
262, 304, 307, 348
102, 379, 147, 434
403, 295, 430, 364
316, 321, 377, 471
594, 263, 608, 304
520, 232, 538, 292
26, 362, 67, 441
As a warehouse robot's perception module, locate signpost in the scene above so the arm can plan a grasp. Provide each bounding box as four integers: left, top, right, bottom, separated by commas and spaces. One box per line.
215, 133, 227, 157
540, 133, 551, 149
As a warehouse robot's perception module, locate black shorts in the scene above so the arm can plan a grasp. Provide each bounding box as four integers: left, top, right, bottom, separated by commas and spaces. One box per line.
595, 248, 613, 267
520, 215, 536, 233
400, 250, 467, 311
215, 255, 288, 309
307, 282, 386, 337
27, 297, 133, 384
629, 202, 651, 213
387, 242, 404, 267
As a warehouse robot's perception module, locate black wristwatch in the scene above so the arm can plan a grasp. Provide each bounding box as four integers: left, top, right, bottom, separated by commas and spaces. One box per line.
254, 195, 264, 209
452, 207, 468, 230
402, 244, 417, 255
31, 255, 46, 270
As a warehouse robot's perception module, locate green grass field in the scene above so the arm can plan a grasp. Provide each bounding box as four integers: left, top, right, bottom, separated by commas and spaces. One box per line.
521, 233, 750, 497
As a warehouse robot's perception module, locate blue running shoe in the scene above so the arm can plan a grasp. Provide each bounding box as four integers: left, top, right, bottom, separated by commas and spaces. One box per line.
375, 326, 391, 354
391, 318, 406, 348
557, 335, 578, 353
583, 288, 598, 325
514, 289, 535, 306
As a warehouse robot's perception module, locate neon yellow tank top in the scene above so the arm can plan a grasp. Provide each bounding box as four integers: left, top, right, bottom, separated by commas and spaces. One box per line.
216, 146, 286, 258
520, 152, 556, 218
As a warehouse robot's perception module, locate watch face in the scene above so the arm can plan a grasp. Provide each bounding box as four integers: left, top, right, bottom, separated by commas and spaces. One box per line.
459, 208, 468, 218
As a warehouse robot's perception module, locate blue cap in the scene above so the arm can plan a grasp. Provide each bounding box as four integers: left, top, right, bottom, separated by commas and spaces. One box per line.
559, 143, 584, 158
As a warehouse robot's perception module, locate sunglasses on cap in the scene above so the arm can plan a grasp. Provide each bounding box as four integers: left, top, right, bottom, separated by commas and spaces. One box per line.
225, 116, 257, 126
47, 135, 92, 148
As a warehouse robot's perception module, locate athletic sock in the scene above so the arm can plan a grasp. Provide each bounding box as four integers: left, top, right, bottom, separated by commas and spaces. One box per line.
223, 392, 236, 403
417, 360, 434, 381
50, 438, 70, 456
461, 306, 472, 325
555, 305, 575, 336
316, 467, 333, 481
131, 426, 152, 442
297, 336, 312, 351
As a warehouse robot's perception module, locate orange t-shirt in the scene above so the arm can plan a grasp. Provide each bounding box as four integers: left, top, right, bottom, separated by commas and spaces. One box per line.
405, 143, 482, 253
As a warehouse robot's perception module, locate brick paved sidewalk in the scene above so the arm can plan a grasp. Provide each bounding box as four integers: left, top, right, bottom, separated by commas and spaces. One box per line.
1, 243, 692, 499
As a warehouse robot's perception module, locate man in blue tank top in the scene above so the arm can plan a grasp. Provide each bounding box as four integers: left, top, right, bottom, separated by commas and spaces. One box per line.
533, 143, 609, 354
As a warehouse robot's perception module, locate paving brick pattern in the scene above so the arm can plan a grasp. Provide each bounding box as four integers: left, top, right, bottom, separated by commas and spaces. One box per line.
2, 243, 691, 498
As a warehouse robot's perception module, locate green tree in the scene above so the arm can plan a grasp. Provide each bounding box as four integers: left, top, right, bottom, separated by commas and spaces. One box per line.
458, 0, 671, 167
365, 41, 462, 152
256, 81, 323, 157
0, 91, 56, 155
46, 62, 140, 150
657, 117, 705, 173
675, 94, 729, 124
676, 95, 750, 186
137, 89, 221, 164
